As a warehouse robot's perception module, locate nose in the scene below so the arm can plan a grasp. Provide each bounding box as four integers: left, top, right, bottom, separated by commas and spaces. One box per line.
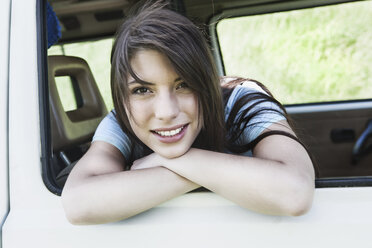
154, 91, 180, 121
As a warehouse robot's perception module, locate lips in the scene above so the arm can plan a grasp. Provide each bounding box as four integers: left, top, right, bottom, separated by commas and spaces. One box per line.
151, 124, 188, 143
153, 126, 186, 137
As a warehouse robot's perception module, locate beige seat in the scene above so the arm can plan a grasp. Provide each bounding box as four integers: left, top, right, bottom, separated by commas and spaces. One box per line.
48, 55, 108, 187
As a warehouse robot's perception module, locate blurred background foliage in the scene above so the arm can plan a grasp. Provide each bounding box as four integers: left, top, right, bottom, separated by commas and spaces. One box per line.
217, 0, 372, 104
49, 0, 371, 110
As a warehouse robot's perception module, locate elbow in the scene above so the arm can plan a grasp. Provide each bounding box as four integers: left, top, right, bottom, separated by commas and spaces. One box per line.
286, 199, 312, 217
64, 212, 86, 226
61, 189, 92, 225
63, 209, 88, 226
280, 161, 315, 217
284, 180, 315, 217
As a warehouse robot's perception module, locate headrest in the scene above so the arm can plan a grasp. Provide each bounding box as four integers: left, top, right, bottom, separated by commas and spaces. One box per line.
48, 55, 108, 151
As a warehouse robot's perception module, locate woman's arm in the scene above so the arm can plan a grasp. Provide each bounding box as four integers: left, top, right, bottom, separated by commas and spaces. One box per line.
143, 120, 315, 216
61, 141, 199, 225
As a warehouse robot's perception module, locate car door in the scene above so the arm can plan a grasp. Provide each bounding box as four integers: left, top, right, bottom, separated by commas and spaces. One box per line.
0, 0, 10, 246
3, 0, 372, 248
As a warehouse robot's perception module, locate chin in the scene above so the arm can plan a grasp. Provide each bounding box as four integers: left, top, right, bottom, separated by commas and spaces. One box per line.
155, 146, 190, 159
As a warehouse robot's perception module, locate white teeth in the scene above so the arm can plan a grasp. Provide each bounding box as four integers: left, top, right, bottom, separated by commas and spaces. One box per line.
155, 127, 183, 137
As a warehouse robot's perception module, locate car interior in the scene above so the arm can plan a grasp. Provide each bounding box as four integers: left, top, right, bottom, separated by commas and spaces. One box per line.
44, 0, 372, 195
48, 55, 107, 188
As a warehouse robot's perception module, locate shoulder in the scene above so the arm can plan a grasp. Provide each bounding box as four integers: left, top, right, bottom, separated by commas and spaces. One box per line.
222, 76, 268, 97
92, 110, 134, 160
223, 77, 286, 145
223, 77, 269, 111
93, 110, 122, 138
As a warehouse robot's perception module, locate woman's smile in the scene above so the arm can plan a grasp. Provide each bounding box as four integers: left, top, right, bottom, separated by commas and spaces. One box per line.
151, 123, 188, 136
126, 50, 201, 158
151, 124, 189, 143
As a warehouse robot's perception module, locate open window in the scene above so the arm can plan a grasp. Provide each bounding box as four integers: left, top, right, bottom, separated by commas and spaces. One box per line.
48, 55, 108, 189
211, 0, 372, 186
42, 0, 123, 194
41, 0, 372, 194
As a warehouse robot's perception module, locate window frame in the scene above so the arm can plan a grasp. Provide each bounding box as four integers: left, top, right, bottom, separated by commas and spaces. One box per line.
38, 0, 61, 195
208, 0, 372, 188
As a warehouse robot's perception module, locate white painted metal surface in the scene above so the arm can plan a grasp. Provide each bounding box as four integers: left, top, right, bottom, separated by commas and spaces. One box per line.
2, 0, 372, 247
3, 189, 372, 248
0, 0, 11, 247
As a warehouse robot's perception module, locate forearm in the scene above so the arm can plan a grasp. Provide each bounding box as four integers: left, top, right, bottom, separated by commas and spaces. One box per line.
162, 148, 314, 216
62, 167, 198, 225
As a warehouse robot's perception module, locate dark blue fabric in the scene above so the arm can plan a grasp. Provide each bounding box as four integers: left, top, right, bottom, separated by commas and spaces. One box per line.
46, 1, 61, 48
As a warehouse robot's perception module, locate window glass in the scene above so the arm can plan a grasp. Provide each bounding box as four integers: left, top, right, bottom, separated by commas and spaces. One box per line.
55, 76, 79, 112
217, 1, 372, 104
48, 38, 114, 110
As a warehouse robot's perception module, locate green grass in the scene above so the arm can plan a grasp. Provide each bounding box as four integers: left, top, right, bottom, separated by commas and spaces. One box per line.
217, 0, 372, 104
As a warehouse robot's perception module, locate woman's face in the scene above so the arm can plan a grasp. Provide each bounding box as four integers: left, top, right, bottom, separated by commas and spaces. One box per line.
125, 49, 201, 158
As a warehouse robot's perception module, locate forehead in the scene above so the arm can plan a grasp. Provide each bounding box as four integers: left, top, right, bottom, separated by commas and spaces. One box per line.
129, 49, 178, 83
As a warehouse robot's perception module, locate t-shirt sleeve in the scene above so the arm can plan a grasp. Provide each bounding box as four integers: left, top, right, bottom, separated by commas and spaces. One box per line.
92, 111, 132, 158
226, 81, 286, 145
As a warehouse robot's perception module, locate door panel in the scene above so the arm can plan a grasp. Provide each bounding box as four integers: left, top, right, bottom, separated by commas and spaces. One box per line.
0, 0, 10, 246
288, 104, 372, 177
3, 190, 372, 248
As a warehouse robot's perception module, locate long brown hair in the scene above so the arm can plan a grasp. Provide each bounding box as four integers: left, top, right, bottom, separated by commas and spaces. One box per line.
111, 2, 225, 163
110, 2, 311, 168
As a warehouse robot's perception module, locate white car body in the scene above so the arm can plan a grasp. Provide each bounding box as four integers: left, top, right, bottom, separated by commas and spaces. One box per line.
1, 0, 372, 247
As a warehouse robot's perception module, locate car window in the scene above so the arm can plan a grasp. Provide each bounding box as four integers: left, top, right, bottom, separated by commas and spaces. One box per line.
48, 38, 114, 110
217, 0, 372, 105
53, 75, 80, 111
42, 0, 372, 193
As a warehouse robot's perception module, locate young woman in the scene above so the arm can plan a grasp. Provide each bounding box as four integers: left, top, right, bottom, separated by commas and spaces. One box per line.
61, 3, 315, 225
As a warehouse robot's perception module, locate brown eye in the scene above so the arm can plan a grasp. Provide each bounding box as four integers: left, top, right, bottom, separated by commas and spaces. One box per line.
132, 87, 151, 94
176, 82, 188, 90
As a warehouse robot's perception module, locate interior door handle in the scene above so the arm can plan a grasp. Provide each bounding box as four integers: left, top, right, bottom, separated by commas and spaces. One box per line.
352, 120, 372, 164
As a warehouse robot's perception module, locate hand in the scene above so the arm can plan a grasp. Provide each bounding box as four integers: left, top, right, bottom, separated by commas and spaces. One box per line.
131, 153, 164, 170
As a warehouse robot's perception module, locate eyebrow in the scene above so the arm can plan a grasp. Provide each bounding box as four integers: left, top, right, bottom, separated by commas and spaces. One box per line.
128, 77, 182, 85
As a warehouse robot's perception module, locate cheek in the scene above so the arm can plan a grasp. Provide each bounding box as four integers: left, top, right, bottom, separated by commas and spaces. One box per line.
190, 95, 202, 125
180, 94, 203, 129
124, 100, 150, 128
